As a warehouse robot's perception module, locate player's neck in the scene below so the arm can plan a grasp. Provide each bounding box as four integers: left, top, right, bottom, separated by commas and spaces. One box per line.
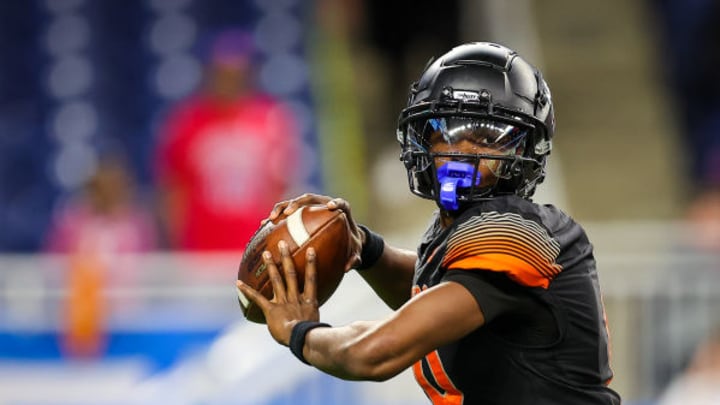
439, 211, 455, 228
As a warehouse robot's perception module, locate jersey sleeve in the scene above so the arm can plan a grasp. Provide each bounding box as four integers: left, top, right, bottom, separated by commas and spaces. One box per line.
441, 211, 563, 289
443, 269, 532, 323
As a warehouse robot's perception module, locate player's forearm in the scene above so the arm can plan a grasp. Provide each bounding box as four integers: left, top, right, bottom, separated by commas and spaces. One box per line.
356, 243, 416, 310
302, 320, 408, 381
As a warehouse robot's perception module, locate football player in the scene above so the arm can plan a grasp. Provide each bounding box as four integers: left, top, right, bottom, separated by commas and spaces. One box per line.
237, 42, 621, 404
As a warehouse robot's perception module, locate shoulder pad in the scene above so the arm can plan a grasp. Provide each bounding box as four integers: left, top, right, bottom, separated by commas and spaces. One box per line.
442, 211, 562, 288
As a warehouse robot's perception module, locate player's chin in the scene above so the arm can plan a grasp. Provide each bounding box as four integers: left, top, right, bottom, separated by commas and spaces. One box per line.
479, 178, 498, 188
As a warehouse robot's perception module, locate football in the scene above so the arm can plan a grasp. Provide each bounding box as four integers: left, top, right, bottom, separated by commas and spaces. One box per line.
237, 205, 351, 323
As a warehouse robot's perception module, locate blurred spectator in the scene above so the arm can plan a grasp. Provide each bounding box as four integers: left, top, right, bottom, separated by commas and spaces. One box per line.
44, 155, 157, 357
657, 329, 720, 405
44, 155, 158, 256
154, 29, 300, 251
649, 0, 720, 249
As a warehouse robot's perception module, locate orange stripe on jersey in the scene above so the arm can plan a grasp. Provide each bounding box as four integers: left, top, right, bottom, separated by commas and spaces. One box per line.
442, 211, 563, 288
413, 351, 463, 405
412, 361, 435, 401
449, 253, 550, 289
447, 238, 560, 279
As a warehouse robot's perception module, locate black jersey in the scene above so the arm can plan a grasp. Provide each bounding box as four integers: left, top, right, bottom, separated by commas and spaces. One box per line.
411, 195, 621, 405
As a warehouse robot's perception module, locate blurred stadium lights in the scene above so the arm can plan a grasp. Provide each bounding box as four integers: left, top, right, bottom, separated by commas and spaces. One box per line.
44, 0, 98, 191
148, 1, 201, 100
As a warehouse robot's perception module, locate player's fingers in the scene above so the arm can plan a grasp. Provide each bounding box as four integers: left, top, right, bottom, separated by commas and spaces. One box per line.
303, 247, 318, 303
236, 280, 271, 313
327, 197, 349, 213
328, 198, 360, 230
263, 251, 287, 303
278, 240, 299, 302
345, 253, 361, 273
267, 200, 291, 223
326, 198, 362, 272
331, 200, 363, 263
283, 193, 332, 216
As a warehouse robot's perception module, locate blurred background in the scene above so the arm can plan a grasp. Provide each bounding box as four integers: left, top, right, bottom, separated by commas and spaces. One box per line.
1, 0, 720, 404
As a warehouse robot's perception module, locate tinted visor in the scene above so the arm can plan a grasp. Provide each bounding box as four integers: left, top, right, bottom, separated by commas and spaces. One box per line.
406, 117, 529, 156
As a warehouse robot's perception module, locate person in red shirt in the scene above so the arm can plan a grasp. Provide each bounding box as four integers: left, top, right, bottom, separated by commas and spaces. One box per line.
155, 30, 300, 251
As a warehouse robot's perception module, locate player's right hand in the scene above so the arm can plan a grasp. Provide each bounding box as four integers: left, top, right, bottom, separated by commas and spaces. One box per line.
265, 193, 363, 272
236, 244, 320, 346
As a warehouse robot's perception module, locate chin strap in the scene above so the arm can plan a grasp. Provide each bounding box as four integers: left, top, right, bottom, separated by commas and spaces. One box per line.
437, 161, 481, 211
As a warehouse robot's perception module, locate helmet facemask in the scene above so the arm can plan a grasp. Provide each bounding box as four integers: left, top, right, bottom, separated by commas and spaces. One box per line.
399, 113, 545, 211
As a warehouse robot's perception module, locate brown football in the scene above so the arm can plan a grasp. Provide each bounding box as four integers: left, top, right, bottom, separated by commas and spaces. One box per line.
237, 205, 351, 323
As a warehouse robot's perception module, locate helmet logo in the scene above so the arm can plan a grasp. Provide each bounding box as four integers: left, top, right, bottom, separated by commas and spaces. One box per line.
534, 138, 552, 155
452, 90, 481, 102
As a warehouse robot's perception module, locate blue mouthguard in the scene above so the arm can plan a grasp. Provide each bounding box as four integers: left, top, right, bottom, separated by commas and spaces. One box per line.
437, 161, 481, 211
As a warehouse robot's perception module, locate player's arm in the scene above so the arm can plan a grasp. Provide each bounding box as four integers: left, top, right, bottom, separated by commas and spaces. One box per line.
353, 237, 416, 310
266, 193, 416, 309
237, 248, 483, 381
302, 280, 482, 380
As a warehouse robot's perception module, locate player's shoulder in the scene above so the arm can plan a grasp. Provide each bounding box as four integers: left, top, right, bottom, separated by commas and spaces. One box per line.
456, 194, 568, 228
449, 196, 564, 249
442, 196, 572, 288
476, 195, 583, 240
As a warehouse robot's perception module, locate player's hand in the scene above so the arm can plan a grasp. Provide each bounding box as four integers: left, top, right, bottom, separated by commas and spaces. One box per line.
264, 193, 363, 272
236, 241, 320, 346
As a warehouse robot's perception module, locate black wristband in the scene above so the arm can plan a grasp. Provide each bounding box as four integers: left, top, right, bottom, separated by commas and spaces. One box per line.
289, 321, 331, 365
356, 224, 385, 270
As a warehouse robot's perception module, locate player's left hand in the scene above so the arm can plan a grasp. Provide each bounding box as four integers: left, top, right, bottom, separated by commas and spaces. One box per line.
264, 193, 363, 272
236, 241, 320, 345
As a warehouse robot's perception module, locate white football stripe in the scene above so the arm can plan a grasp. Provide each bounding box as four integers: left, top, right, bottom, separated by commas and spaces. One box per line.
286, 206, 310, 246
237, 287, 250, 309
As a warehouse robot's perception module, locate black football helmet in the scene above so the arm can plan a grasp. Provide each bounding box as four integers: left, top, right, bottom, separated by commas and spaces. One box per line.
397, 42, 555, 211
